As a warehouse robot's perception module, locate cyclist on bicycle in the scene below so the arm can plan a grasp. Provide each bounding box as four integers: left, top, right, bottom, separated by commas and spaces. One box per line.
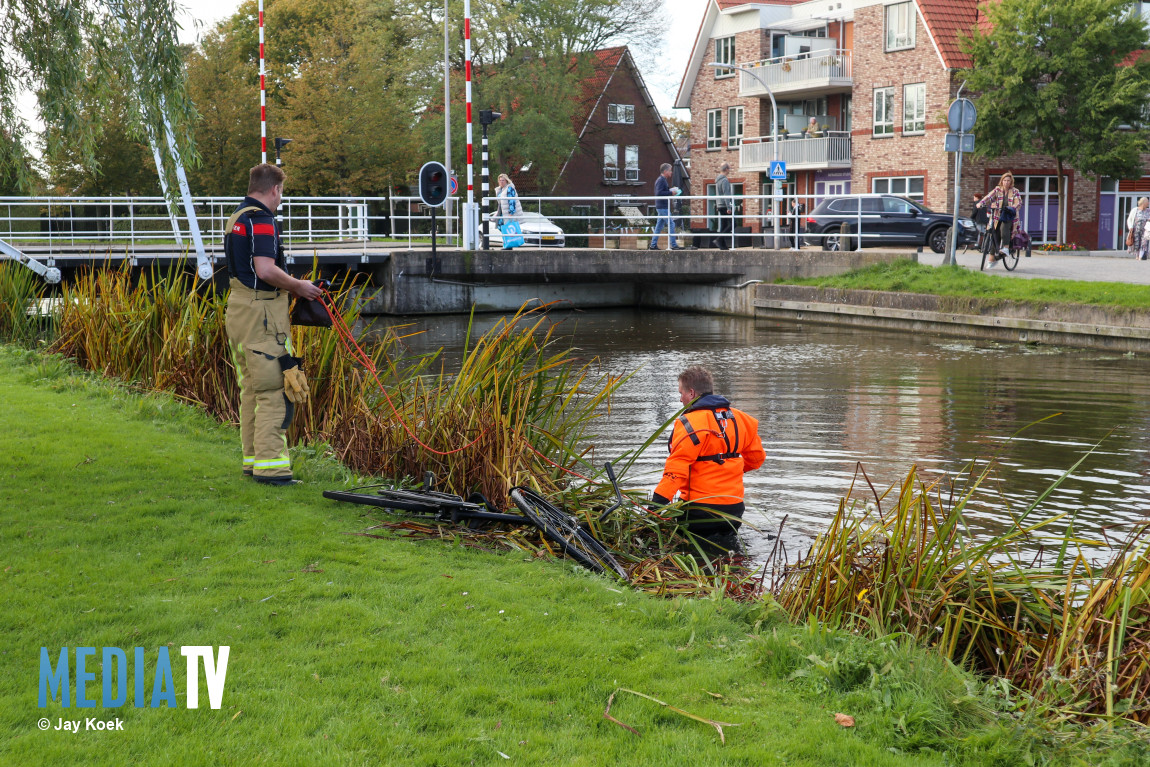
651, 366, 765, 551
975, 171, 1023, 268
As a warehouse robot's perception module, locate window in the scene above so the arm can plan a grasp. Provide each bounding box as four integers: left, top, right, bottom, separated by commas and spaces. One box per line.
885, 2, 916, 51
707, 109, 723, 150
727, 106, 744, 148
624, 145, 639, 182
714, 37, 735, 77
873, 88, 894, 136
842, 95, 852, 133
603, 144, 618, 181
872, 176, 924, 201
828, 198, 859, 213
607, 104, 635, 124
902, 83, 925, 134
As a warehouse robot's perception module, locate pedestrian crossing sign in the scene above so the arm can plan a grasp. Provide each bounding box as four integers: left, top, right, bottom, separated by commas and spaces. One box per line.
769, 161, 787, 180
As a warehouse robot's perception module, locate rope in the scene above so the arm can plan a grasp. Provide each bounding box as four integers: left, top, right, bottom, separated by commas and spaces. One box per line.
313, 288, 664, 519
315, 288, 486, 457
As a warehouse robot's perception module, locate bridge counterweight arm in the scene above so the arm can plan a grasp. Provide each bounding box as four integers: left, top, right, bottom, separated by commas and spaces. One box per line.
0, 238, 62, 284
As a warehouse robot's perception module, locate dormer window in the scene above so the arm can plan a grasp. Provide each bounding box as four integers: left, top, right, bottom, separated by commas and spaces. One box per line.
885, 2, 916, 52
714, 37, 735, 78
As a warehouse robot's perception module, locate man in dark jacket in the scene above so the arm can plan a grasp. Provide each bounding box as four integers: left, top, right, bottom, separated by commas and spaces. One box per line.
714, 162, 733, 250
224, 163, 323, 485
648, 163, 682, 251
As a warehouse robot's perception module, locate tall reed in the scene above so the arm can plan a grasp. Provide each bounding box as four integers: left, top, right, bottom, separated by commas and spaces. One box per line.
767, 460, 1150, 723
0, 261, 46, 347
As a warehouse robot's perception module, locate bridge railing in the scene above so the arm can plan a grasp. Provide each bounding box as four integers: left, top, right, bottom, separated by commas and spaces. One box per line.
0, 196, 465, 252
1, 193, 973, 254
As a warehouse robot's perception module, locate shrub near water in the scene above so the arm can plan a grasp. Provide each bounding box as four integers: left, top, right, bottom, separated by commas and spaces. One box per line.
767, 461, 1150, 725
0, 262, 44, 347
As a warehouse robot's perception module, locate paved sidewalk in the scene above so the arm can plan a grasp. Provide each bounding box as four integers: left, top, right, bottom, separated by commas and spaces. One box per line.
919, 249, 1150, 284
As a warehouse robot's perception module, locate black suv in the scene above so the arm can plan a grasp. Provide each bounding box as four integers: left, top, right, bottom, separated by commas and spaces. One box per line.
803, 195, 977, 253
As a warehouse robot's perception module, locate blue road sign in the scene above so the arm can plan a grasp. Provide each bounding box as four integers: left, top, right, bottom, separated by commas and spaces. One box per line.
449, 175, 459, 195
769, 161, 787, 181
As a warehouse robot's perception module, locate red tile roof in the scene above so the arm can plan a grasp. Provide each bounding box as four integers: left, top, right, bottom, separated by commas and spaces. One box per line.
917, 0, 982, 69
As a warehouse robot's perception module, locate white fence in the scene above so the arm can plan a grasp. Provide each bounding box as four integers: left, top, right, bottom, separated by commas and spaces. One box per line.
0, 193, 976, 254
0, 196, 465, 251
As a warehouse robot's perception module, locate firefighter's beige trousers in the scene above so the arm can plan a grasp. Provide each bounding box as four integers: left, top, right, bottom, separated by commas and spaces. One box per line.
226, 279, 295, 479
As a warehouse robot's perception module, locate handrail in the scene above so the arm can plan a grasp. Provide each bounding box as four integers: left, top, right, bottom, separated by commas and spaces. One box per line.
0, 192, 974, 254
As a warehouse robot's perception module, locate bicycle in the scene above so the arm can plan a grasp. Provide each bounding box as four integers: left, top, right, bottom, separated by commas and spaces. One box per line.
980, 222, 1021, 272
323, 463, 630, 581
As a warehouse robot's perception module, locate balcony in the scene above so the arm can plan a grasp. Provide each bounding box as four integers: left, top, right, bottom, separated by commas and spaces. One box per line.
739, 132, 851, 173
736, 50, 852, 100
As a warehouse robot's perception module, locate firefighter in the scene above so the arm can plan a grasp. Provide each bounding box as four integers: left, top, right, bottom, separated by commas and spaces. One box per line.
652, 366, 766, 548
224, 163, 322, 485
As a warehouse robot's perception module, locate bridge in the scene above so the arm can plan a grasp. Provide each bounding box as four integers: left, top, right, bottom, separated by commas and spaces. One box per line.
0, 193, 910, 315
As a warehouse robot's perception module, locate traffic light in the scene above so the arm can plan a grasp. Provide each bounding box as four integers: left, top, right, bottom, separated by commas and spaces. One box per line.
419, 161, 449, 207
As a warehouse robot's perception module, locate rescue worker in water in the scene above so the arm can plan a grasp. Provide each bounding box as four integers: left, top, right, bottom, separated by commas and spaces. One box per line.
651, 366, 766, 547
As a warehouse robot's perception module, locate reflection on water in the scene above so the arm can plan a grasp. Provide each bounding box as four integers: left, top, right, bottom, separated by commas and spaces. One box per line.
367, 309, 1150, 560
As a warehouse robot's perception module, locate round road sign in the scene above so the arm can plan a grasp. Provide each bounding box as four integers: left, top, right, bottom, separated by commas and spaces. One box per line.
449, 175, 459, 195
947, 98, 976, 133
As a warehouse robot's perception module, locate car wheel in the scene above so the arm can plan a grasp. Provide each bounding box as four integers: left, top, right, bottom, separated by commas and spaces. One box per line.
822, 231, 841, 251
928, 226, 949, 254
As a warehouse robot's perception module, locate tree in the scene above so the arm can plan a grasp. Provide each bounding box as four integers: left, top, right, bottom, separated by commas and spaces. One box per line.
41, 84, 160, 196
662, 115, 691, 146
961, 0, 1150, 242
0, 0, 197, 194
184, 3, 264, 195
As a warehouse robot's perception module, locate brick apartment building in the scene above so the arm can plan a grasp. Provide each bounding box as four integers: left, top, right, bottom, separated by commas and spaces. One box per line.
675, 0, 1150, 248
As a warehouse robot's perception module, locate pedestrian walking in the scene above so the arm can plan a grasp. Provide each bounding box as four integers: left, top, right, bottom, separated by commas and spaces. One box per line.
648, 163, 682, 251
714, 163, 733, 250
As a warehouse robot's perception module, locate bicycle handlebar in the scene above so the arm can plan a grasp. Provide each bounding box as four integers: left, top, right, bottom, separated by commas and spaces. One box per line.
598, 461, 625, 524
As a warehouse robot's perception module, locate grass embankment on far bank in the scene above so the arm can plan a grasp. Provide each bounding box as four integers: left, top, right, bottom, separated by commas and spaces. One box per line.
780, 259, 1150, 309
4, 347, 1146, 766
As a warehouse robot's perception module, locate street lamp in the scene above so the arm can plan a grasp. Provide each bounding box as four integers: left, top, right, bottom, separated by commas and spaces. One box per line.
479, 109, 502, 250
707, 62, 781, 248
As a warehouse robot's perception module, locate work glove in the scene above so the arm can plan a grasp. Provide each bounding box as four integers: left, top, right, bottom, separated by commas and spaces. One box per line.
283, 367, 309, 404
279, 356, 310, 404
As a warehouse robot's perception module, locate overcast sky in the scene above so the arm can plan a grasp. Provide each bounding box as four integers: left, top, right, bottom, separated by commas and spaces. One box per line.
175, 0, 701, 115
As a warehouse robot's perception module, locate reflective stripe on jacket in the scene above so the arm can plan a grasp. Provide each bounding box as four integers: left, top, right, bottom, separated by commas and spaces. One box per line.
654, 395, 765, 506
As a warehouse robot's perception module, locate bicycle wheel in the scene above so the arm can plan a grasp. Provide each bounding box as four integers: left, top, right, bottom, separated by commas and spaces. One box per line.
510, 488, 628, 581
1002, 242, 1020, 271
980, 229, 997, 271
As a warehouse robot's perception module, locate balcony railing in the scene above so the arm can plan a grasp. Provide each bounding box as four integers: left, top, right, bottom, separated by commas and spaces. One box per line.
737, 49, 852, 98
739, 132, 852, 172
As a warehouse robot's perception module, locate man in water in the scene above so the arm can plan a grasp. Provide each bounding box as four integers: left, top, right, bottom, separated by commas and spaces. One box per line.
652, 366, 765, 550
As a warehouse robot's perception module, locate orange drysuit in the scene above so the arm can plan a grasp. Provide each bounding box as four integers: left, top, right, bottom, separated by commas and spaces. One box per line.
654, 394, 765, 508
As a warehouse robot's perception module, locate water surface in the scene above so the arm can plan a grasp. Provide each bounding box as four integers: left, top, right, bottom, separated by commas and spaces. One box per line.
370, 310, 1150, 560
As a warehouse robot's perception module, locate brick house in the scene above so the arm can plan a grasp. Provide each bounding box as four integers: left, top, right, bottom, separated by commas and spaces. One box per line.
547, 47, 685, 211
676, 0, 1150, 248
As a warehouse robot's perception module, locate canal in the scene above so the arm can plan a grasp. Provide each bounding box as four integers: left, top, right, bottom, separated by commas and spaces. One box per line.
371, 309, 1150, 560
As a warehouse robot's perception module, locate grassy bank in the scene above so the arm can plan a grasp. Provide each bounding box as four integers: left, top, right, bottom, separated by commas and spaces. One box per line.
780, 259, 1150, 309
4, 347, 1148, 765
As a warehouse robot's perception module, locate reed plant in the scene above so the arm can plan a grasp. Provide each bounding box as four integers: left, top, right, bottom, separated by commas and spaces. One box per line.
0, 261, 46, 347
42, 265, 751, 591
766, 459, 1150, 724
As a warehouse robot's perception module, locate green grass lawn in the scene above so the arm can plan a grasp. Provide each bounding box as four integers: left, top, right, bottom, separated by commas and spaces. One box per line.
1, 347, 1144, 766
781, 259, 1150, 309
